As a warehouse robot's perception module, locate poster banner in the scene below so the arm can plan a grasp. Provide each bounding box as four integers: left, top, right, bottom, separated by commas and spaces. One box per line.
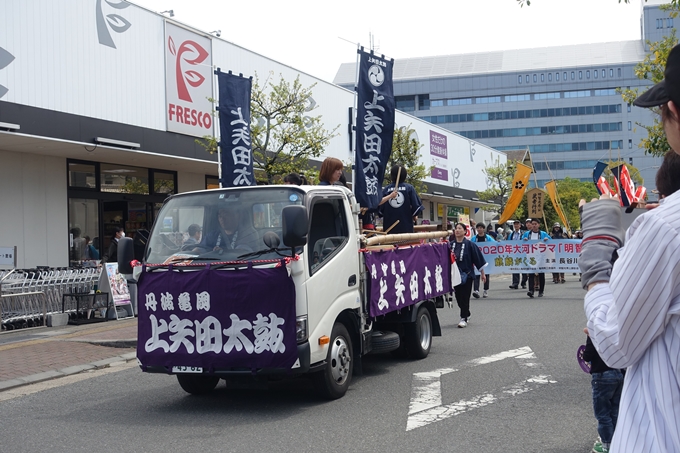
354, 48, 395, 210
105, 263, 131, 306
527, 188, 545, 219
475, 239, 581, 274
429, 130, 448, 181
364, 243, 450, 317
498, 163, 532, 224
216, 70, 255, 187
136, 265, 298, 370
610, 164, 636, 207
592, 161, 612, 196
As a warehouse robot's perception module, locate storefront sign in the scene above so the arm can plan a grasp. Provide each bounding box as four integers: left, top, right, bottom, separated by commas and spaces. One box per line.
429, 130, 448, 182
105, 263, 131, 306
165, 23, 214, 137
0, 246, 16, 267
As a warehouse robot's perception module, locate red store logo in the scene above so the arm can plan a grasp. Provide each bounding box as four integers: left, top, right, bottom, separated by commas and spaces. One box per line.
168, 36, 209, 103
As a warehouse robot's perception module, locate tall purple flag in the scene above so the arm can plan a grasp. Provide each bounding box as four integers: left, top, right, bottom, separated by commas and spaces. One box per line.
216, 69, 255, 187
137, 264, 298, 371
354, 48, 395, 210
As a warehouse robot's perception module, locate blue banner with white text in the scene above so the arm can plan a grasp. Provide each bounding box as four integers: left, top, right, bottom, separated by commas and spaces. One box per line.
354, 48, 395, 210
216, 70, 255, 187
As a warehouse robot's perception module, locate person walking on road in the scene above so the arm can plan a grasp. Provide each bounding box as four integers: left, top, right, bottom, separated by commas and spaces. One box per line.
522, 219, 549, 298
551, 223, 566, 284
450, 223, 486, 328
520, 218, 532, 288
508, 220, 523, 289
471, 222, 495, 298
578, 44, 680, 453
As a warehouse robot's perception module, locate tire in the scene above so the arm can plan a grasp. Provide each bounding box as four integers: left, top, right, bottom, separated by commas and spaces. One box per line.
313, 323, 353, 400
404, 306, 432, 360
369, 330, 400, 355
176, 374, 220, 395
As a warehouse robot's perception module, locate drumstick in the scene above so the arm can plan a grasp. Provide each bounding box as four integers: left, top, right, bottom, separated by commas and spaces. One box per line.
384, 220, 400, 234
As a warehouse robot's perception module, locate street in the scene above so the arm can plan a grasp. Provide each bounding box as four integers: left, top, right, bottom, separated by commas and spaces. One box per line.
0, 274, 596, 453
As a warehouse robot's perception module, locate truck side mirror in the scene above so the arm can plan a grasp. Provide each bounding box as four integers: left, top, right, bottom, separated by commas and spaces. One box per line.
117, 237, 135, 274
281, 205, 308, 248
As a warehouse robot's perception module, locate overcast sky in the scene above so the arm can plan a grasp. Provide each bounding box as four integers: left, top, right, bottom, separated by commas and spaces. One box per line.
131, 0, 646, 83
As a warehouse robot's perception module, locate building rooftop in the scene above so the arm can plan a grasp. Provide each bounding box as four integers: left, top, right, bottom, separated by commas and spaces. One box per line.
333, 40, 646, 85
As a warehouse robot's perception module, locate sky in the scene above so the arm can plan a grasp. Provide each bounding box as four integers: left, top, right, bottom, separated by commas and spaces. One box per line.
130, 0, 647, 83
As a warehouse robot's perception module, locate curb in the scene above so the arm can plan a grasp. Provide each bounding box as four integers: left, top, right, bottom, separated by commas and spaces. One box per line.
0, 351, 137, 392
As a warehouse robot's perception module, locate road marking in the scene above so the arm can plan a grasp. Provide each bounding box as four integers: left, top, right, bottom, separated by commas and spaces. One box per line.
406, 346, 556, 431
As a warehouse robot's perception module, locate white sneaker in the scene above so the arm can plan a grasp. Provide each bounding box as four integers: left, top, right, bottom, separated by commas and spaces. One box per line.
482, 290, 488, 298
472, 291, 480, 299
458, 318, 467, 328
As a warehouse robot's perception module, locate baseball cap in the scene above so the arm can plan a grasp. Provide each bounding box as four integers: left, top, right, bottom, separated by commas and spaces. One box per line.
513, 219, 521, 224
634, 44, 680, 108
553, 222, 560, 227
525, 218, 532, 223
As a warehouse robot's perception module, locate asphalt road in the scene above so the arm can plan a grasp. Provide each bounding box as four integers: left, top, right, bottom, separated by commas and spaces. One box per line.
0, 274, 597, 453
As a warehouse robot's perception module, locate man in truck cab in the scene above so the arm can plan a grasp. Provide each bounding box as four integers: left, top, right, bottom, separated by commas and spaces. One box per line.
201, 205, 259, 254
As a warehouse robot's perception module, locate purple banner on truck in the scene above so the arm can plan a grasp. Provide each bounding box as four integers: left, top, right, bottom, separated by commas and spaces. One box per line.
136, 264, 298, 371
364, 242, 451, 317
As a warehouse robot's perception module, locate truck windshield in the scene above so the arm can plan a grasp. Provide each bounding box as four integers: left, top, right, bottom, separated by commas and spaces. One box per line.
145, 187, 305, 265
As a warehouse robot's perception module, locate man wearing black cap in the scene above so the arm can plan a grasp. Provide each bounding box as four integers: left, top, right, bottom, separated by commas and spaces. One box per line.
578, 44, 680, 453
507, 220, 524, 289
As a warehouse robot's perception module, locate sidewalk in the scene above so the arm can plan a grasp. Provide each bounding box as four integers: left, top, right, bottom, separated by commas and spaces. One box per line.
0, 317, 138, 391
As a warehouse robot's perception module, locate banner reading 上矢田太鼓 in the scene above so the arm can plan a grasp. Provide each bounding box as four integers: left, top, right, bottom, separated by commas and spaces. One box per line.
354, 48, 395, 210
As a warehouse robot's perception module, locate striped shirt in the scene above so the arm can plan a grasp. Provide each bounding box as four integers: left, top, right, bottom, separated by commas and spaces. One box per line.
585, 191, 680, 453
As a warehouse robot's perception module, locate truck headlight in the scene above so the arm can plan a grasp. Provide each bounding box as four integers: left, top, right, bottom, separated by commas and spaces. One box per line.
296, 315, 308, 343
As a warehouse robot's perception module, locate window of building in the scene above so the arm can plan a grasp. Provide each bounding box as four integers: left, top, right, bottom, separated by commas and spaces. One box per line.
657, 18, 661, 29
610, 69, 614, 78
594, 70, 598, 79
669, 18, 674, 28
447, 98, 472, 106
555, 72, 559, 81
618, 68, 622, 77
533, 74, 537, 83
206, 176, 219, 189
430, 100, 444, 107
586, 70, 590, 79
518, 75, 522, 84
152, 171, 176, 195
395, 95, 416, 112
627, 103, 631, 112
602, 69, 606, 78
68, 161, 97, 189
571, 71, 575, 80
579, 71, 583, 80
100, 163, 149, 194
541, 74, 545, 82
628, 139, 633, 149
548, 73, 552, 82
418, 94, 430, 110
628, 121, 632, 131
526, 75, 530, 83
564, 72, 568, 81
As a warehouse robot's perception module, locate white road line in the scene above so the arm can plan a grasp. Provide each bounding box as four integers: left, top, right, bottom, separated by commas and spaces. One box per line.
406, 346, 556, 431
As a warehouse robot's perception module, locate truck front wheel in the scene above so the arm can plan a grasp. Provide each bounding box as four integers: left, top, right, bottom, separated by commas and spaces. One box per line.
313, 322, 353, 400
404, 306, 432, 359
176, 374, 220, 395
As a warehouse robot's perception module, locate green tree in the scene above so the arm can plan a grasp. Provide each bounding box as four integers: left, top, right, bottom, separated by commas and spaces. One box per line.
620, 28, 679, 157
196, 72, 338, 184
384, 126, 431, 193
553, 177, 599, 230
475, 158, 516, 215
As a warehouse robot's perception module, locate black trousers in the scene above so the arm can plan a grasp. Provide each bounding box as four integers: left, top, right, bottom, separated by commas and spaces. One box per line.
473, 274, 489, 291
528, 273, 545, 294
512, 273, 520, 286
521, 273, 529, 285
453, 277, 473, 319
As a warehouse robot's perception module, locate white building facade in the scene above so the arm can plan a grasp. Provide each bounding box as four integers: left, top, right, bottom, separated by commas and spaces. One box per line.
0, 0, 503, 268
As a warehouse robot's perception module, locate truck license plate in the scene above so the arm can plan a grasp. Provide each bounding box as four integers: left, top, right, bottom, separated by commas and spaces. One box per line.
172, 366, 203, 373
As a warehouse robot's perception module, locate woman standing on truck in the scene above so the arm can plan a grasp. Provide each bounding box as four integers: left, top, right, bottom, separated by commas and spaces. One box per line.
450, 222, 486, 328
318, 157, 344, 185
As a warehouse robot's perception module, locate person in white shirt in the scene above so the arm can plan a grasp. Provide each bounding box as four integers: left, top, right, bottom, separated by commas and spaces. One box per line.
507, 220, 524, 289
579, 44, 680, 453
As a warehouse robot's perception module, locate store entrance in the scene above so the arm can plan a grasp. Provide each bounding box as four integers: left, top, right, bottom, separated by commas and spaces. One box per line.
101, 201, 152, 260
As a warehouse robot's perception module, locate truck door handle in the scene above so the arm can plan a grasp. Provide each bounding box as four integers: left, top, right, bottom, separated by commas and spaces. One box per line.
348, 274, 356, 286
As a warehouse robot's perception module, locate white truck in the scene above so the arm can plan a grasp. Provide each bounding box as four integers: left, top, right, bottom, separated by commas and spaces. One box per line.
119, 184, 453, 399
